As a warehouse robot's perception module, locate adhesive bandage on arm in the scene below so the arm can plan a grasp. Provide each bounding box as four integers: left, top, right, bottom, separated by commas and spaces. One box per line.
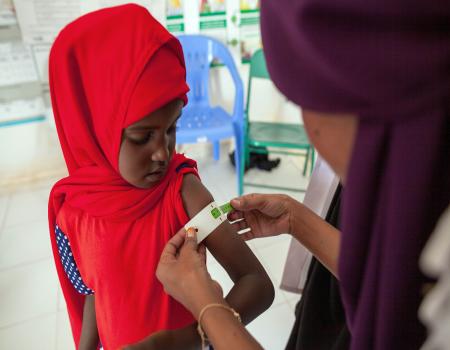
184, 201, 234, 243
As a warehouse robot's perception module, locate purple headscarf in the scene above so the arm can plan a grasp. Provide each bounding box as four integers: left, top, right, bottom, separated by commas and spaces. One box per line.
260, 1, 450, 348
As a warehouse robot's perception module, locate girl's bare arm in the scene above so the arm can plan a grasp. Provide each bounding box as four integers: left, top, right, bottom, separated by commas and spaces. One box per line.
79, 294, 99, 350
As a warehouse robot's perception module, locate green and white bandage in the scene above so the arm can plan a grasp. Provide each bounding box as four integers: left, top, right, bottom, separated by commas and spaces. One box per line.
185, 201, 234, 243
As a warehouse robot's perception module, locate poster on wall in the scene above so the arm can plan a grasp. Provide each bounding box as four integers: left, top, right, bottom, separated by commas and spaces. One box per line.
12, 0, 165, 84
166, 0, 184, 34
199, 0, 227, 44
32, 43, 51, 82
0, 0, 16, 26
0, 97, 46, 125
239, 0, 260, 63
13, 0, 81, 44
13, 0, 164, 44
0, 41, 39, 87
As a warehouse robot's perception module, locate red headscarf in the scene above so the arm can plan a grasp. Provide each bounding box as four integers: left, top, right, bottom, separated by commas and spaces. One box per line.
48, 4, 197, 348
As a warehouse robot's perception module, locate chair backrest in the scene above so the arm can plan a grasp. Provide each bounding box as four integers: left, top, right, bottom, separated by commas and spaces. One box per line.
249, 49, 270, 79
178, 35, 243, 110
246, 48, 270, 117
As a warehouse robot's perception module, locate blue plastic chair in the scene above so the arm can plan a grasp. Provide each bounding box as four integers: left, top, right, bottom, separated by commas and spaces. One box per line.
177, 35, 244, 195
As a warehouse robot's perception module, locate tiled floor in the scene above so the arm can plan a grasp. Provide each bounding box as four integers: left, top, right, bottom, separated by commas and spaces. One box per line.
0, 141, 310, 349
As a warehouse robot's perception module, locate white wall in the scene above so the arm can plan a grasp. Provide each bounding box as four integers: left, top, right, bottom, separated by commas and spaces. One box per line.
0, 115, 65, 187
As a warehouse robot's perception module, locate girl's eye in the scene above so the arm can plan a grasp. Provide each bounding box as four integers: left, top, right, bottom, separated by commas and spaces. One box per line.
168, 124, 178, 134
128, 132, 153, 145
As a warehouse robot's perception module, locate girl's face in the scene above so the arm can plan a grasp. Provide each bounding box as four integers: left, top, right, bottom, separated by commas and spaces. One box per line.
118, 99, 183, 188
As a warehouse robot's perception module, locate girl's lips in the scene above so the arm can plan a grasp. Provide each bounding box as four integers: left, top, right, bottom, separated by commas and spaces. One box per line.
144, 169, 165, 182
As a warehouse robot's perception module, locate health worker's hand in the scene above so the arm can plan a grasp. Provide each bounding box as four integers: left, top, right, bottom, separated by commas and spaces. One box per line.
156, 227, 224, 318
229, 193, 294, 240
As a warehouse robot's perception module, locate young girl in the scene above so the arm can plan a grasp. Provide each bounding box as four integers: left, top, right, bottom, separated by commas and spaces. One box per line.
48, 4, 274, 350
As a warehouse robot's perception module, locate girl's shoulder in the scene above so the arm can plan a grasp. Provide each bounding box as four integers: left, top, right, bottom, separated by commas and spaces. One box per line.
180, 172, 214, 221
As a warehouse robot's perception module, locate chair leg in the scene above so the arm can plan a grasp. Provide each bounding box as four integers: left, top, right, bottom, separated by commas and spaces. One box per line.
235, 151, 242, 196
244, 141, 250, 168
233, 129, 244, 196
303, 147, 310, 176
310, 147, 315, 175
213, 141, 220, 161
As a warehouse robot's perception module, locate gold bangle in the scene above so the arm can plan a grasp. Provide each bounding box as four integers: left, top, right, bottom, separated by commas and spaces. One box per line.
197, 303, 242, 349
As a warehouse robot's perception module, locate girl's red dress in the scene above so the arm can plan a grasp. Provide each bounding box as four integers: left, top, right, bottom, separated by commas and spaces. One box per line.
48, 4, 196, 349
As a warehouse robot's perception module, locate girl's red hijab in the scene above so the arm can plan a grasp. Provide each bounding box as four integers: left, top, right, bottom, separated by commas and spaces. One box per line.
48, 4, 192, 345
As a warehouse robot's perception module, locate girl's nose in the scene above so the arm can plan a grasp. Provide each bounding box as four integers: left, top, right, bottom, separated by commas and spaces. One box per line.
151, 138, 170, 162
